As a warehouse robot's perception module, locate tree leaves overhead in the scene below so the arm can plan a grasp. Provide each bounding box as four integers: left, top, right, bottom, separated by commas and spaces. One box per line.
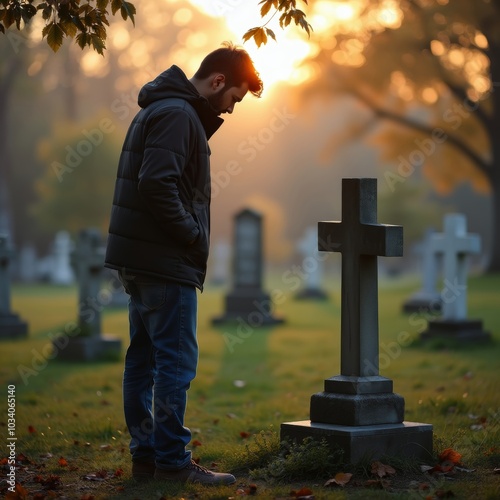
244, 0, 312, 47
0, 0, 135, 54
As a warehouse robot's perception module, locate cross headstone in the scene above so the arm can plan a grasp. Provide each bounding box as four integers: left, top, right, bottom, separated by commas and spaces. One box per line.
212, 208, 284, 326
402, 229, 442, 313
53, 228, 122, 361
294, 226, 328, 300
281, 179, 433, 463
0, 235, 28, 339
421, 214, 490, 342
50, 231, 75, 285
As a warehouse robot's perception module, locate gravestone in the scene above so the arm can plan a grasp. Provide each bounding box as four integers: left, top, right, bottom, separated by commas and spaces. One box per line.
295, 226, 328, 300
210, 240, 231, 285
0, 236, 28, 339
421, 214, 491, 342
212, 208, 283, 326
281, 179, 433, 463
402, 229, 442, 313
18, 244, 38, 283
50, 231, 75, 285
53, 228, 122, 361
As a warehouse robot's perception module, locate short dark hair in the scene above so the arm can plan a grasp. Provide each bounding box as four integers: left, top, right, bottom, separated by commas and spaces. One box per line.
194, 42, 263, 98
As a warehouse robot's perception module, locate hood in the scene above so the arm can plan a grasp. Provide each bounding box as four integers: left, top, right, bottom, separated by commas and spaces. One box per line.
138, 65, 223, 140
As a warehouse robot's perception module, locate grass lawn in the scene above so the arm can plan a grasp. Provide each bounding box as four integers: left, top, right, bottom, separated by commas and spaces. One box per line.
1, 274, 499, 499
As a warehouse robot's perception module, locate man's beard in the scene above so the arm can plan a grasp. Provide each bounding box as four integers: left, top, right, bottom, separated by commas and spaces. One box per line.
207, 88, 227, 115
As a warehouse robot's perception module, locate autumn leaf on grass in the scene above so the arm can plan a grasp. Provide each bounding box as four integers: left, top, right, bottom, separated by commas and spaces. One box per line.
5, 483, 29, 499
114, 468, 124, 477
58, 457, 68, 467
28, 425, 37, 434
439, 448, 462, 464
191, 439, 202, 447
371, 461, 396, 477
239, 431, 251, 439
325, 472, 353, 487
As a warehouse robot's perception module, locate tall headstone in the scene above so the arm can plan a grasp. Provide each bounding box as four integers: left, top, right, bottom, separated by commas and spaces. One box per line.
50, 231, 75, 285
210, 240, 231, 285
421, 214, 490, 342
212, 208, 283, 326
294, 226, 328, 300
0, 235, 28, 339
53, 228, 122, 361
18, 244, 38, 283
281, 179, 433, 463
402, 229, 442, 313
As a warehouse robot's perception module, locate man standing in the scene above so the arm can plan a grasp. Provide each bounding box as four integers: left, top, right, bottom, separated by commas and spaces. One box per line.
105, 43, 263, 485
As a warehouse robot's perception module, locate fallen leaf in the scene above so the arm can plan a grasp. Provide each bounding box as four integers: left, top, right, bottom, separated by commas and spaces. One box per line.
95, 469, 108, 478
58, 457, 68, 467
0, 457, 8, 465
114, 468, 124, 477
371, 461, 396, 477
439, 448, 462, 465
240, 431, 251, 439
324, 472, 353, 487
191, 439, 202, 447
28, 425, 37, 434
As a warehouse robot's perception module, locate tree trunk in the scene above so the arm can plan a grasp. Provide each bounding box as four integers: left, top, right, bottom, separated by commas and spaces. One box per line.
484, 39, 500, 273
0, 56, 23, 246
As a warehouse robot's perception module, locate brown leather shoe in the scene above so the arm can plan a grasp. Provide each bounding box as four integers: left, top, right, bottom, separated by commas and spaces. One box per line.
132, 461, 156, 481
154, 460, 236, 485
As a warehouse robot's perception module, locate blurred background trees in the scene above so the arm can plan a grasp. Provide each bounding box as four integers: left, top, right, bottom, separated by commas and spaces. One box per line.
0, 0, 497, 272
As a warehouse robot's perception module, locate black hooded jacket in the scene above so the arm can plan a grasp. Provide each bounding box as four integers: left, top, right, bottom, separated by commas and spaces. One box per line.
104, 66, 223, 289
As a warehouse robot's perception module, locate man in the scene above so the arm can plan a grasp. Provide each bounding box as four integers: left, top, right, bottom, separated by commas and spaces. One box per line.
105, 43, 263, 485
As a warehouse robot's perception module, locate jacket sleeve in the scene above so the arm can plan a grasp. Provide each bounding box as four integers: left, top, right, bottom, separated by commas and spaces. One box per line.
137, 106, 200, 245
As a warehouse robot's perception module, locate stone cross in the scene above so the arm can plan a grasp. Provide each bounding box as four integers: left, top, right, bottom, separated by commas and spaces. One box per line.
281, 179, 433, 463
429, 214, 480, 320
0, 235, 28, 339
402, 229, 442, 313
318, 178, 403, 379
71, 228, 106, 336
54, 228, 122, 361
0, 236, 13, 317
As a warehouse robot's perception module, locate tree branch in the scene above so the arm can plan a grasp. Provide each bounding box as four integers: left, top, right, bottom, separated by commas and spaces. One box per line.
348, 86, 492, 176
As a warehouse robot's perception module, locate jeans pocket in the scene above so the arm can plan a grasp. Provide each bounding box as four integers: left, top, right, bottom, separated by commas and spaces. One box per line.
137, 283, 167, 310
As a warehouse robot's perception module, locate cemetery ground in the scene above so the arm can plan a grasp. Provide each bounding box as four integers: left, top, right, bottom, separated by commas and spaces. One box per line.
2, 274, 499, 500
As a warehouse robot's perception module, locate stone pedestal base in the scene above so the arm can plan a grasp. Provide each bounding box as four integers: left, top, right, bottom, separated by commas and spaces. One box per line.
280, 420, 433, 463
310, 391, 405, 426
421, 319, 491, 343
0, 314, 28, 339
212, 288, 284, 326
53, 335, 122, 362
402, 293, 441, 314
294, 288, 329, 300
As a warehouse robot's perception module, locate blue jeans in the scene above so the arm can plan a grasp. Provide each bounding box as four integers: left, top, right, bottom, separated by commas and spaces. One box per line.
120, 274, 198, 470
